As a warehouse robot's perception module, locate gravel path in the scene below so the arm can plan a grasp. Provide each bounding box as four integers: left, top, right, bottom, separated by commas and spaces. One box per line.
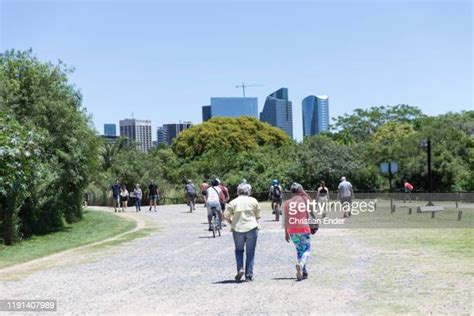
0, 204, 471, 315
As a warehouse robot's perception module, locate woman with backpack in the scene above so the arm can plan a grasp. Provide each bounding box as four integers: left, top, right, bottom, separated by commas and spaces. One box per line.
269, 179, 283, 215
283, 183, 313, 281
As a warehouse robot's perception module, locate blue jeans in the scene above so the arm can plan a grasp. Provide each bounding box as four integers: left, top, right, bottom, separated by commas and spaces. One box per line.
232, 228, 258, 278
135, 198, 141, 210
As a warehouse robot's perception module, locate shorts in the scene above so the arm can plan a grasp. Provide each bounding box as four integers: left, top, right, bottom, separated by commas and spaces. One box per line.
207, 200, 222, 218
340, 196, 352, 206
272, 197, 282, 203
149, 195, 158, 201
120, 196, 128, 202
113, 195, 120, 203
202, 190, 207, 196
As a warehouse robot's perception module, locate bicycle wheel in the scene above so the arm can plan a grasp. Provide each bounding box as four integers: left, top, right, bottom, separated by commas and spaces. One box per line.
212, 220, 216, 238
275, 204, 280, 222
211, 209, 217, 238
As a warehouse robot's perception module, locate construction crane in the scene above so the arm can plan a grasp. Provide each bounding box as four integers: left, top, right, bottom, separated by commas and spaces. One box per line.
235, 82, 263, 97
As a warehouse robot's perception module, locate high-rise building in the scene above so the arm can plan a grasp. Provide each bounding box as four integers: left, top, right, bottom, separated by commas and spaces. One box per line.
302, 95, 329, 137
103, 123, 116, 136
161, 122, 192, 145
156, 126, 167, 145
202, 105, 211, 122
210, 97, 258, 118
119, 118, 152, 152
259, 88, 293, 138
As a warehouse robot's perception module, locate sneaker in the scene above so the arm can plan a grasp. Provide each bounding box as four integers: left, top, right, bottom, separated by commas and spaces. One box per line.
235, 269, 244, 282
208, 226, 213, 231
302, 267, 308, 279
245, 275, 253, 282
296, 264, 302, 281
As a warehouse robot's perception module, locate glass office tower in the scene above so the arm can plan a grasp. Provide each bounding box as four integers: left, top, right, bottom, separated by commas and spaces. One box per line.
202, 105, 211, 122
302, 95, 329, 137
210, 97, 258, 118
259, 88, 293, 138
103, 123, 116, 136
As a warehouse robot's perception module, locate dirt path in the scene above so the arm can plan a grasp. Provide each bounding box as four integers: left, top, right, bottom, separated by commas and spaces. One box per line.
0, 204, 471, 314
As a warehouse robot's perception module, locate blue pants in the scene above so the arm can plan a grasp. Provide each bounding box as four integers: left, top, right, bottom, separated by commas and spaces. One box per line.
135, 198, 141, 210
232, 228, 258, 278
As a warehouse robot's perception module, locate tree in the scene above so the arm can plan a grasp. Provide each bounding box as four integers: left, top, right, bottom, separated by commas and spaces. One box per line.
0, 50, 99, 243
0, 113, 40, 244
331, 105, 425, 143
171, 116, 291, 159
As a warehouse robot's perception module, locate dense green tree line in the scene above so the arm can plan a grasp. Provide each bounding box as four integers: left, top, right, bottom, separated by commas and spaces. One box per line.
90, 109, 473, 206
0, 50, 99, 245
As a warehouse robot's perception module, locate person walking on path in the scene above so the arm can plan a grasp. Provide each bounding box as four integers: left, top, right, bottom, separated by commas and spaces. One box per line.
338, 176, 354, 218
134, 184, 143, 212
315, 181, 330, 217
148, 180, 159, 212
283, 183, 312, 281
224, 183, 261, 282
112, 180, 121, 212
185, 180, 197, 211
119, 185, 129, 212
403, 180, 414, 203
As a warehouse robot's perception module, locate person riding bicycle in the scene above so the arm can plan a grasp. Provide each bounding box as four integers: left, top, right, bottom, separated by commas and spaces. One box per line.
185, 179, 197, 211
206, 179, 225, 231
269, 179, 283, 214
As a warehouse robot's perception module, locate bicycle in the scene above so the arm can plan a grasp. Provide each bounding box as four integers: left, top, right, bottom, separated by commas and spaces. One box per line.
210, 207, 221, 238
273, 199, 282, 221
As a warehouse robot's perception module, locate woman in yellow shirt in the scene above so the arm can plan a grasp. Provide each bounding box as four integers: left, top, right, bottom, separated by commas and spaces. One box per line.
224, 183, 261, 282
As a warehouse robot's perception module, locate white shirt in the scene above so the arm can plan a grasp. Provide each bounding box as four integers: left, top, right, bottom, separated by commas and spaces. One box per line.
206, 186, 222, 203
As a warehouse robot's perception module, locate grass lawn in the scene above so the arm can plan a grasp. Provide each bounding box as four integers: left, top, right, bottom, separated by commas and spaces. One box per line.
0, 210, 136, 269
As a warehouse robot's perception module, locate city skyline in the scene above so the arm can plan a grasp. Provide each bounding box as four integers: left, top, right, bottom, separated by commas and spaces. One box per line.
2, 1, 471, 141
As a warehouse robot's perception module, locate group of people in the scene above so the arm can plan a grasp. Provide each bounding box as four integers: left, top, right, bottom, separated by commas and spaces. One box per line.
218, 179, 321, 282
217, 176, 359, 282
111, 180, 160, 212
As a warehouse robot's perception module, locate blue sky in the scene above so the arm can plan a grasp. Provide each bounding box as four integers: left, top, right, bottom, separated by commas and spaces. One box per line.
1, 0, 472, 140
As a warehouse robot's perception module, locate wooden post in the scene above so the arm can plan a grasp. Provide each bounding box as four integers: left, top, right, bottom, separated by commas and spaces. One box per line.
408, 207, 412, 215
458, 210, 462, 221
431, 211, 435, 219
391, 203, 396, 213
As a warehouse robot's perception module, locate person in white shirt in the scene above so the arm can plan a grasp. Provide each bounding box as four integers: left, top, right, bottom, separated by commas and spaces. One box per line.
206, 179, 223, 231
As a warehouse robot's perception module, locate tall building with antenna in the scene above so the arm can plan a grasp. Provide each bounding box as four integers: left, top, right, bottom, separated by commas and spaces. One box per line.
119, 118, 152, 152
